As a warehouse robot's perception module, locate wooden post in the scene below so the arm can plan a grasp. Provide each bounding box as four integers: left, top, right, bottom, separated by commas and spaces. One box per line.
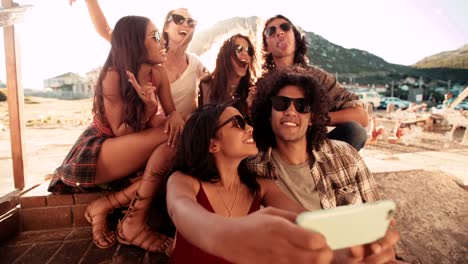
2, 0, 29, 189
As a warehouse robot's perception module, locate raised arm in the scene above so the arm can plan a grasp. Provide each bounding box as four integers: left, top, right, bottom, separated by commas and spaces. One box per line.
166, 172, 333, 264
85, 0, 112, 42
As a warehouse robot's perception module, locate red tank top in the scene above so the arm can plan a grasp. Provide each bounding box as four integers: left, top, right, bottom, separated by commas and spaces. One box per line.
169, 183, 261, 264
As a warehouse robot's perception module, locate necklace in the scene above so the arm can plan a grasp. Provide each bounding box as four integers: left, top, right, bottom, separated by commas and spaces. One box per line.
212, 182, 240, 217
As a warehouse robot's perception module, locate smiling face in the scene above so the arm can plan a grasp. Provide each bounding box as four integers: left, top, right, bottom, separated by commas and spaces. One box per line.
212, 107, 258, 159
271, 85, 312, 145
164, 8, 196, 45
230, 37, 253, 78
264, 18, 296, 60
145, 22, 167, 64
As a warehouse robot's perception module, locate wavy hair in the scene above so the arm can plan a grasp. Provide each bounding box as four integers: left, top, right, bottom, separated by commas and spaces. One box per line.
261, 15, 308, 74
170, 103, 260, 196
199, 34, 257, 117
251, 65, 330, 153
92, 16, 151, 132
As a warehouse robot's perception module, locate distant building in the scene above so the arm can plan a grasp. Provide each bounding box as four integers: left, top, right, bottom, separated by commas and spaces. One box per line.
43, 72, 93, 96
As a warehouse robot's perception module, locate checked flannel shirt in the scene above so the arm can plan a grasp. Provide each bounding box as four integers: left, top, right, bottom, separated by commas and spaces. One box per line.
246, 139, 380, 209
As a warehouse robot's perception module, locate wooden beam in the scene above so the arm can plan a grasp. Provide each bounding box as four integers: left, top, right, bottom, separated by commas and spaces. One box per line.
3, 0, 25, 189
0, 3, 32, 28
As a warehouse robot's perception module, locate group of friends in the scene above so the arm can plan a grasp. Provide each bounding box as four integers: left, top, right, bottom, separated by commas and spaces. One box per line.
47, 1, 401, 263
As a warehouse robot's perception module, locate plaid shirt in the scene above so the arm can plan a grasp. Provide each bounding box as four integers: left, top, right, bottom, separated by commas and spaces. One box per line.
307, 65, 364, 111
246, 139, 380, 209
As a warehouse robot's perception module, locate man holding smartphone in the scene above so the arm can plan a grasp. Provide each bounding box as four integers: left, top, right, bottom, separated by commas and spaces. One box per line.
248, 65, 400, 263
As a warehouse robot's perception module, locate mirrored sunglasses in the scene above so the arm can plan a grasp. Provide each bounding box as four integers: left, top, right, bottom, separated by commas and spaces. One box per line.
148, 31, 162, 44
271, 96, 311, 114
215, 115, 246, 132
234, 44, 254, 57
264, 22, 292, 37
168, 14, 197, 28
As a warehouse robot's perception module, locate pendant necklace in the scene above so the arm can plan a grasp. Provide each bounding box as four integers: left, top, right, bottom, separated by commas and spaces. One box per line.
213, 182, 240, 217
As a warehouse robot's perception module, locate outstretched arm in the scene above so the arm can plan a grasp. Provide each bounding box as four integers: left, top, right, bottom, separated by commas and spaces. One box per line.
166, 172, 333, 264
69, 0, 112, 42
259, 178, 305, 213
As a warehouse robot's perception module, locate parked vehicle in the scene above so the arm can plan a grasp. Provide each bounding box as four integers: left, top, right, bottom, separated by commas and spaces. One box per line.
379, 97, 411, 110
356, 91, 381, 110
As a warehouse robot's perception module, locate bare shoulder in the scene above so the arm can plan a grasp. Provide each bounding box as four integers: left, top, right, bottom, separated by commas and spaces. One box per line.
257, 178, 276, 197
149, 64, 169, 86
101, 69, 120, 96
168, 171, 199, 192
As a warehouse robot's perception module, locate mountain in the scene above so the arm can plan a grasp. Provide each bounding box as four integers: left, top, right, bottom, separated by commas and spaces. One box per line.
189, 16, 468, 85
412, 45, 468, 69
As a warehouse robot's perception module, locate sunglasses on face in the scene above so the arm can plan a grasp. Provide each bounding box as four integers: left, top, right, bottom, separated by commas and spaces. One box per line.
264, 22, 293, 38
167, 14, 197, 28
215, 115, 246, 132
234, 44, 254, 57
271, 96, 311, 114
148, 31, 162, 44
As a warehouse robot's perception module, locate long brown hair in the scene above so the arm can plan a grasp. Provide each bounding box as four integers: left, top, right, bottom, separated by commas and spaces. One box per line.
200, 34, 257, 116
92, 16, 150, 131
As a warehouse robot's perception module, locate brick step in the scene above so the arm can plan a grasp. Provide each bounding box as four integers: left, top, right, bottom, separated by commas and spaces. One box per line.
18, 182, 102, 231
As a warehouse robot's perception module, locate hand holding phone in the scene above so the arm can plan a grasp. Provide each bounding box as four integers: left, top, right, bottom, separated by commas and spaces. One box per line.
296, 200, 395, 250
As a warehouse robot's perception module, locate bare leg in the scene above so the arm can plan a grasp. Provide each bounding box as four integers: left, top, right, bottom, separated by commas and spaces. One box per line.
85, 181, 139, 248
117, 143, 175, 252
95, 125, 169, 184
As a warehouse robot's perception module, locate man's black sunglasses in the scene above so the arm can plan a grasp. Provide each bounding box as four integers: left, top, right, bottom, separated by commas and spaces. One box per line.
167, 14, 197, 28
214, 115, 246, 132
234, 44, 254, 57
264, 22, 292, 37
271, 96, 311, 114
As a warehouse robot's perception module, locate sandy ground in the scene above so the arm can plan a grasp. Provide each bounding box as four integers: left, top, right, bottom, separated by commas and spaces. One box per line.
1, 97, 467, 263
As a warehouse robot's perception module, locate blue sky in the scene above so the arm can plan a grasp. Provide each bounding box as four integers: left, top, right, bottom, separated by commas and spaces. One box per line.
1, 0, 467, 88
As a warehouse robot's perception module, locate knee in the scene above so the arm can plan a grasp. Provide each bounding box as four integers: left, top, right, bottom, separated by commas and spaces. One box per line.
334, 122, 368, 150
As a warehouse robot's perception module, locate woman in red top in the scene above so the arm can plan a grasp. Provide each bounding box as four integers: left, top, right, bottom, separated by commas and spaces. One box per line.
48, 15, 184, 252
166, 104, 305, 263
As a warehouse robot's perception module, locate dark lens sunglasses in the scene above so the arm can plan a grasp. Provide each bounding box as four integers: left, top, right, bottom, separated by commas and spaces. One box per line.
148, 31, 162, 44
168, 14, 197, 28
234, 44, 254, 57
264, 22, 292, 37
271, 96, 311, 114
214, 115, 246, 132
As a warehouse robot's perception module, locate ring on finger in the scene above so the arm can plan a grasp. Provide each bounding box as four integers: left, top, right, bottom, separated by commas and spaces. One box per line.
141, 91, 146, 96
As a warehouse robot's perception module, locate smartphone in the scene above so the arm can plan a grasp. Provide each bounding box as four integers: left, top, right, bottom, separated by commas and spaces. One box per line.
296, 200, 395, 250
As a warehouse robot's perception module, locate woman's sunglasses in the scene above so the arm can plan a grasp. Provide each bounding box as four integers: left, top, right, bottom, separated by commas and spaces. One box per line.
271, 96, 311, 114
234, 44, 254, 57
215, 115, 246, 132
167, 14, 197, 28
148, 31, 162, 44
264, 22, 293, 38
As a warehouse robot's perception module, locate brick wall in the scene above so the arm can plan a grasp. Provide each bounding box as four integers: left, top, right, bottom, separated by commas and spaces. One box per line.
18, 182, 100, 231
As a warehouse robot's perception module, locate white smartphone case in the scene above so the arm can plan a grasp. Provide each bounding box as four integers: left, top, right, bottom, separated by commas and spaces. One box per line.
296, 200, 395, 250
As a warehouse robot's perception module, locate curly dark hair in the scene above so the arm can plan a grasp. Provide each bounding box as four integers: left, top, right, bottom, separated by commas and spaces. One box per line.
93, 16, 151, 132
169, 103, 260, 196
199, 34, 257, 118
261, 15, 308, 74
251, 65, 330, 153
